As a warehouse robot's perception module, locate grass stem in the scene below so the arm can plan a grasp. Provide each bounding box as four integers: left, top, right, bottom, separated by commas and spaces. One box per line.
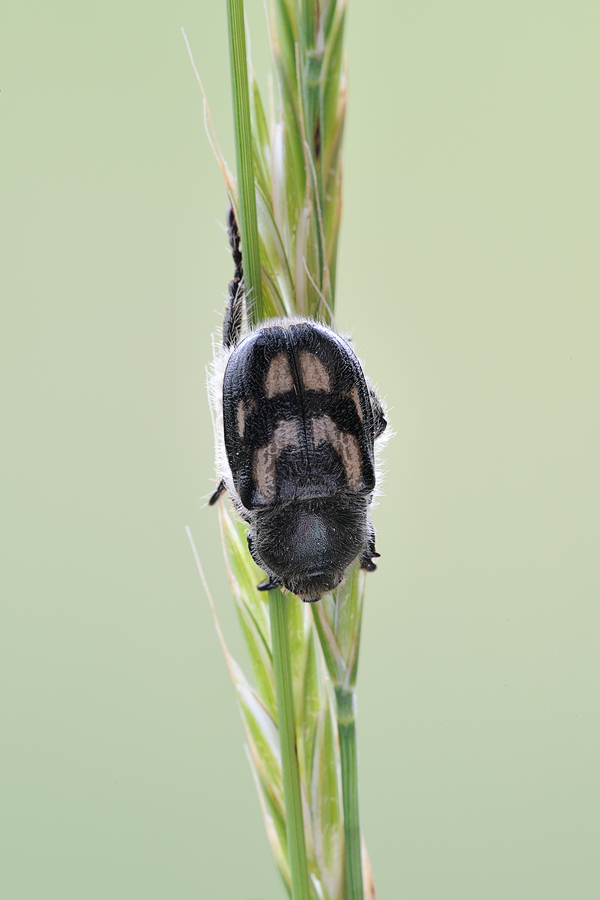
269, 590, 311, 900
226, 0, 263, 319
227, 2, 311, 894
336, 687, 364, 900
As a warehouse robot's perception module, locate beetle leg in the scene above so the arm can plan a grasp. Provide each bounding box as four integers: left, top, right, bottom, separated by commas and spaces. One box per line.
359, 555, 378, 572
208, 479, 227, 506
257, 575, 283, 592
222, 206, 245, 349
360, 533, 381, 572
246, 532, 259, 560
369, 386, 387, 439
303, 596, 321, 603
246, 532, 264, 569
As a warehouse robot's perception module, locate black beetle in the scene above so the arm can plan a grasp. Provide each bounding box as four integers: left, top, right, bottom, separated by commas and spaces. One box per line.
209, 210, 387, 602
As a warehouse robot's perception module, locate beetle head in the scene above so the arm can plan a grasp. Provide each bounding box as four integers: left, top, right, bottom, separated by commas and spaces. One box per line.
253, 496, 368, 600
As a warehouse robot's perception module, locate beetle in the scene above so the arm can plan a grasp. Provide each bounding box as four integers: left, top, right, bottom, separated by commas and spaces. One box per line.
209, 208, 387, 602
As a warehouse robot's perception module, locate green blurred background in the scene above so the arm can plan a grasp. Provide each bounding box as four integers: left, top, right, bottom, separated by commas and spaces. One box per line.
2, 1, 599, 897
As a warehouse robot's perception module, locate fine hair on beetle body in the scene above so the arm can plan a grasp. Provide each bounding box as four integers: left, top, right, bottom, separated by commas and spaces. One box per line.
208, 207, 388, 603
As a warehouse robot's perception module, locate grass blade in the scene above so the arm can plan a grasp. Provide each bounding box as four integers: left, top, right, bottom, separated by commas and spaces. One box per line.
226, 0, 263, 319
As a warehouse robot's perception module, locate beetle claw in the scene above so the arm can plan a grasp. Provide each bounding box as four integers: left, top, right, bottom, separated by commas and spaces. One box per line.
209, 479, 227, 506
257, 576, 282, 592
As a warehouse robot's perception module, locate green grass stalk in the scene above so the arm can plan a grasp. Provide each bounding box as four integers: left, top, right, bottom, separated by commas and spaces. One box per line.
227, 6, 311, 894
269, 589, 311, 900
312, 566, 368, 899
336, 687, 363, 900
226, 0, 263, 318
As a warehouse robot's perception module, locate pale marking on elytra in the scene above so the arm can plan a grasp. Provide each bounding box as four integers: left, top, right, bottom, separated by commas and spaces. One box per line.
264, 352, 294, 398
299, 351, 331, 392
311, 415, 363, 491
236, 400, 245, 437
346, 385, 363, 421
253, 420, 301, 502
237, 398, 257, 437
